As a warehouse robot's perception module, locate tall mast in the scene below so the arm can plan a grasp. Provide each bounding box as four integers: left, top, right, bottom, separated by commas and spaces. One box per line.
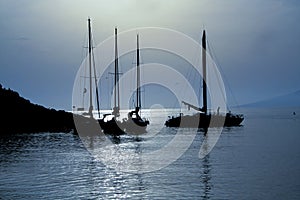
91, 31, 101, 119
88, 18, 93, 118
113, 27, 120, 116
202, 30, 207, 114
136, 34, 140, 113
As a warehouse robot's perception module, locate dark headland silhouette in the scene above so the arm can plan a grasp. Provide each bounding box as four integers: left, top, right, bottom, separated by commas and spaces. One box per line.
0, 84, 82, 134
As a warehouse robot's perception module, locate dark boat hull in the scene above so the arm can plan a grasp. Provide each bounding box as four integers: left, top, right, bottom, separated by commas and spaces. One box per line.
73, 115, 103, 136
165, 113, 243, 128
98, 118, 125, 136
123, 118, 149, 134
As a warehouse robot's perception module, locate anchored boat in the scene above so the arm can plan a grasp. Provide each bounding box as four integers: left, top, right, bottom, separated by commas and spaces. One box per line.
165, 30, 244, 128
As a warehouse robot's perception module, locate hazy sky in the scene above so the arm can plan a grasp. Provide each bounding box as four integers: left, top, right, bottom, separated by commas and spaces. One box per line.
0, 0, 299, 110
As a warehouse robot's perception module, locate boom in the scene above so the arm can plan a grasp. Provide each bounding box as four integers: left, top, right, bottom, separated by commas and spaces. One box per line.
182, 101, 205, 112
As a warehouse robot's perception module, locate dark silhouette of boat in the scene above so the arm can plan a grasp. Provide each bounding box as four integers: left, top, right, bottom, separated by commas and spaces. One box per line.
76, 19, 124, 136
123, 34, 149, 133
72, 18, 104, 136
97, 27, 125, 135
165, 30, 244, 128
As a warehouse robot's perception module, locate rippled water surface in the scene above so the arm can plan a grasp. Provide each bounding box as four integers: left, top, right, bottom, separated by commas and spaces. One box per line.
0, 108, 300, 199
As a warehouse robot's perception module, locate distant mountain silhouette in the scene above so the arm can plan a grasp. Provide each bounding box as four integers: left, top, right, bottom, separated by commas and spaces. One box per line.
0, 84, 80, 134
241, 90, 300, 108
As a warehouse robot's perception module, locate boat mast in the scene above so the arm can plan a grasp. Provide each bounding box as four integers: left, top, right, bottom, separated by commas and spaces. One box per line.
136, 34, 141, 113
90, 27, 101, 119
88, 18, 93, 118
113, 27, 120, 117
202, 30, 207, 114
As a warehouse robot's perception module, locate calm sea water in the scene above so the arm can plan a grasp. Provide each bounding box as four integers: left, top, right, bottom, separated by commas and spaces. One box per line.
0, 108, 300, 199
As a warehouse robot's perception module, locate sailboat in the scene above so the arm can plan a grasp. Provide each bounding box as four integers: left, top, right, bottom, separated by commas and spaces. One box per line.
98, 27, 125, 135
73, 18, 103, 135
74, 18, 101, 119
165, 30, 244, 128
123, 34, 149, 133
76, 19, 124, 135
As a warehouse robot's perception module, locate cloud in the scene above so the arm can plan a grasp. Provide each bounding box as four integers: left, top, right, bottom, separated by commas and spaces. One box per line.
0, 0, 300, 109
